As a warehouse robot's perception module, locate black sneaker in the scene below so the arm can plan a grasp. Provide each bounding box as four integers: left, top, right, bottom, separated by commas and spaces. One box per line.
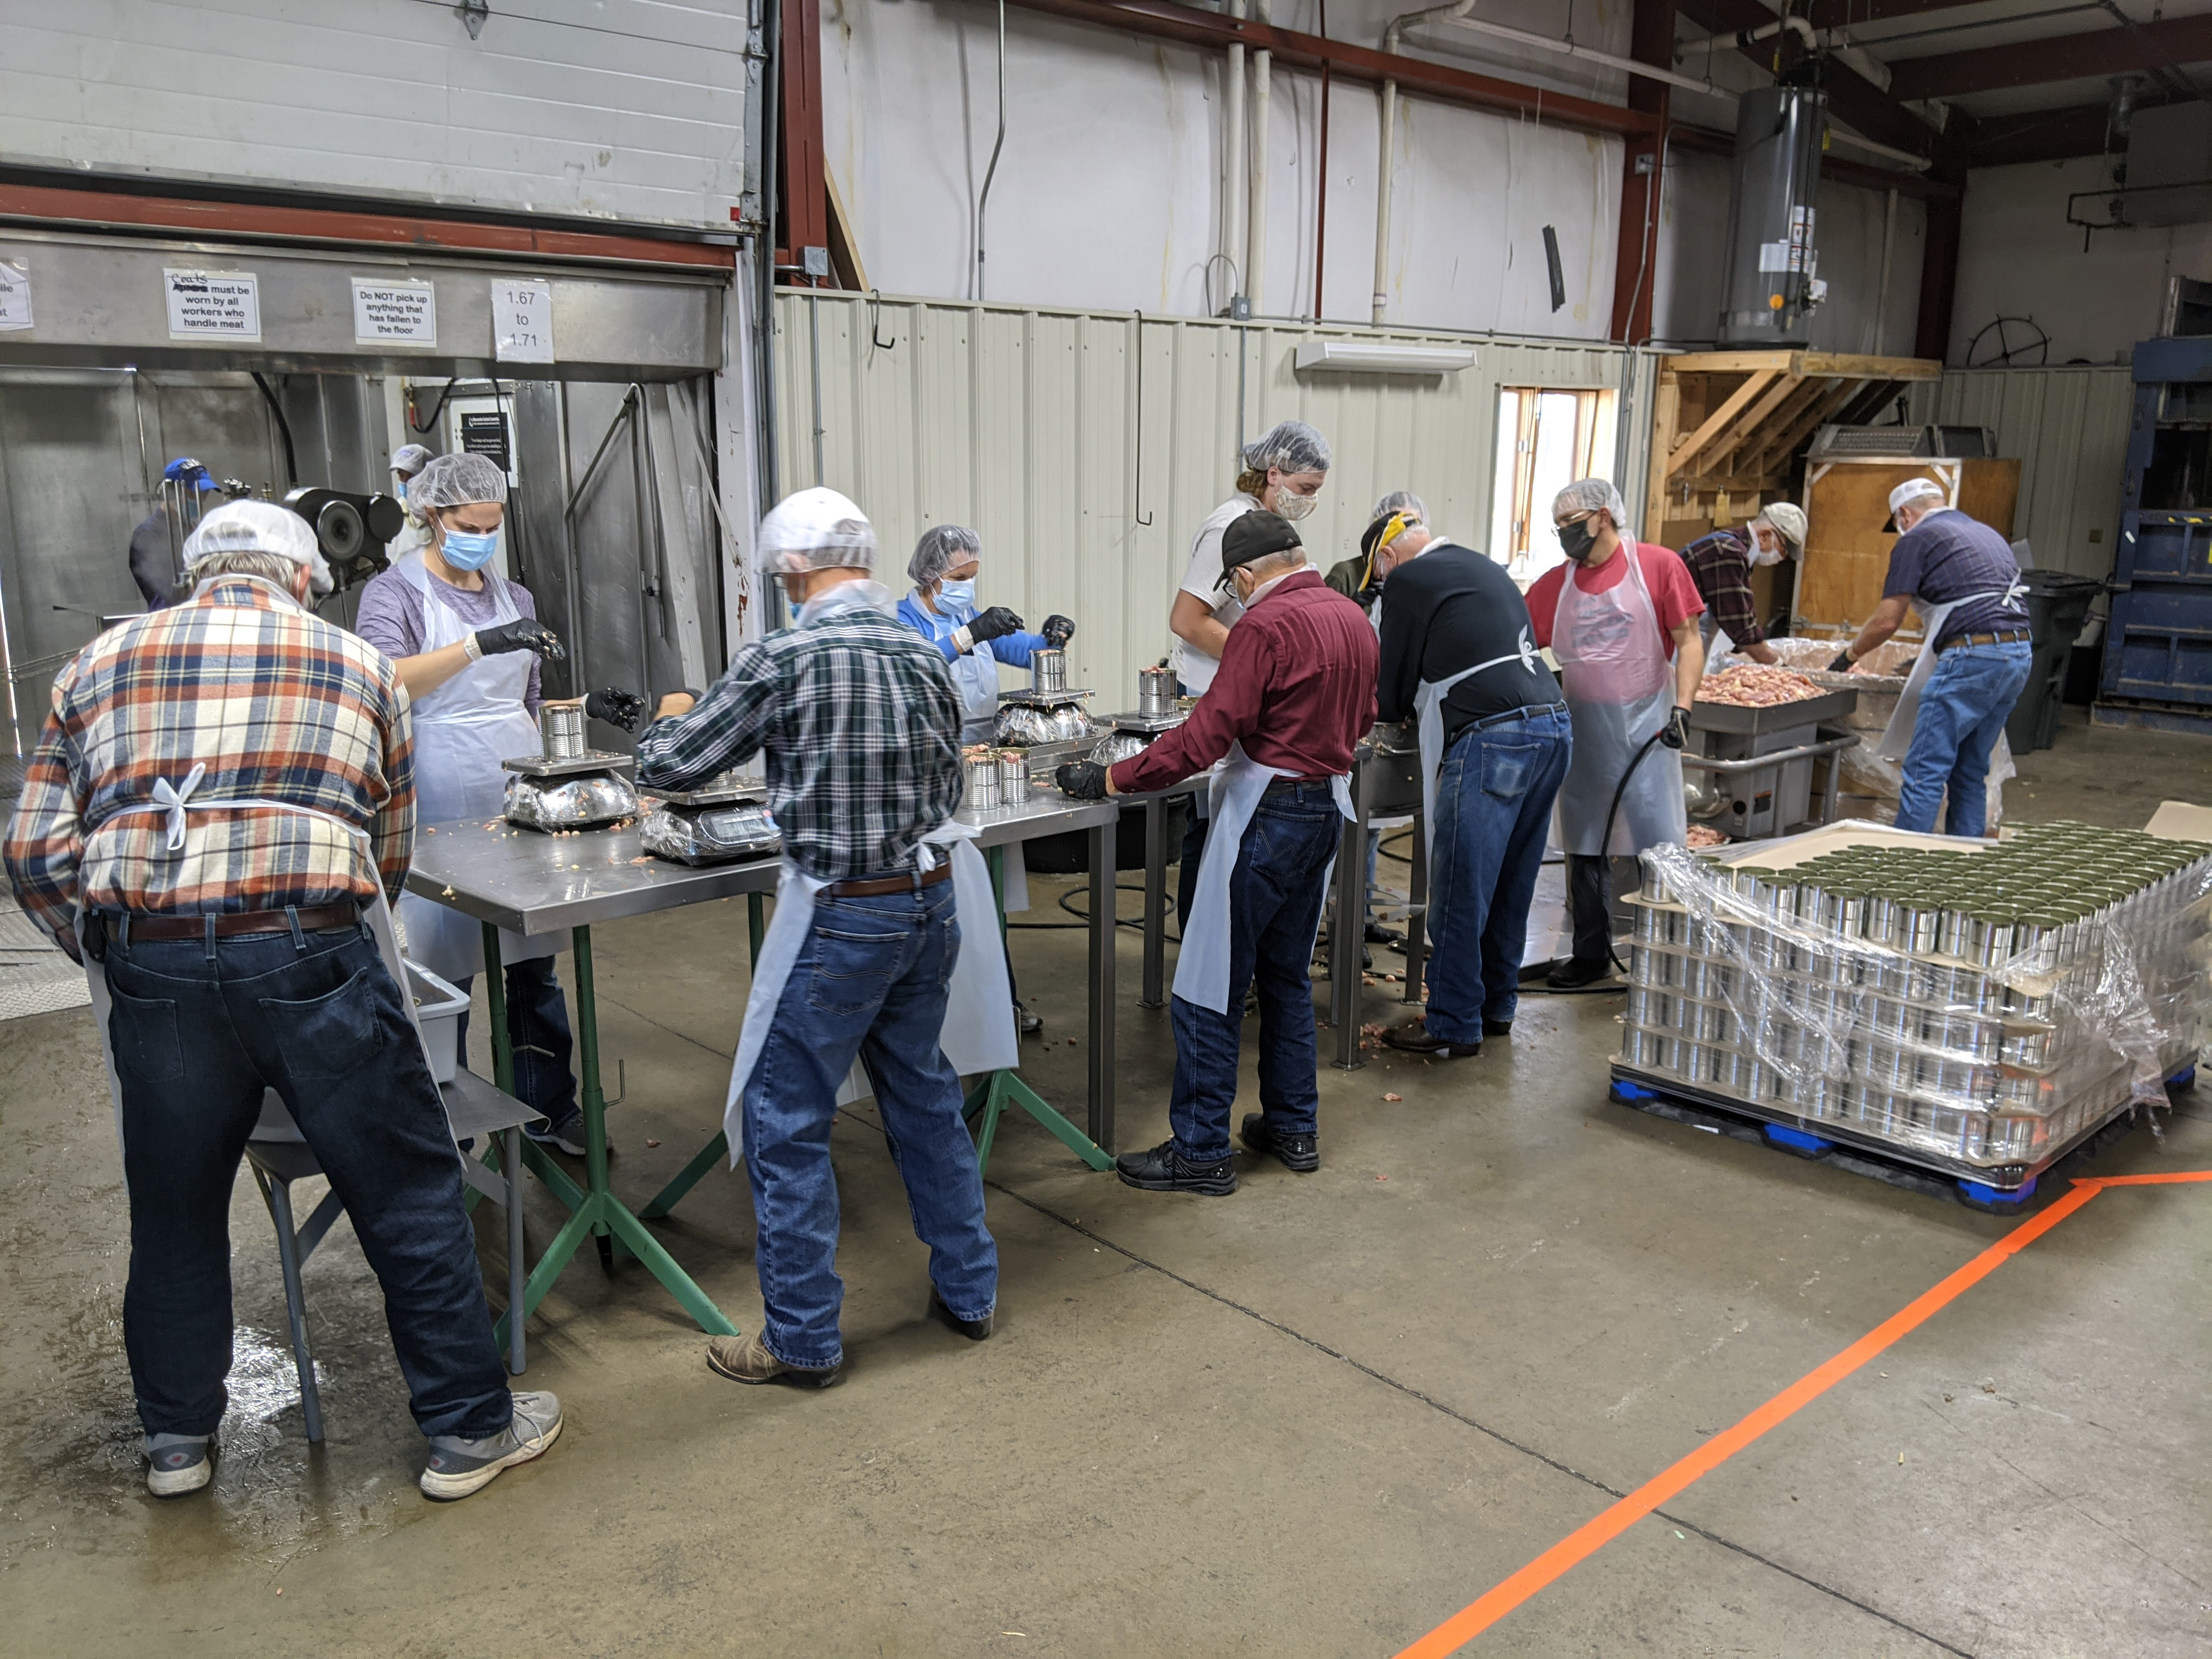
1239, 1113, 1319, 1173
1364, 920, 1403, 945
1544, 957, 1615, 990
1115, 1139, 1238, 1195
929, 1288, 994, 1341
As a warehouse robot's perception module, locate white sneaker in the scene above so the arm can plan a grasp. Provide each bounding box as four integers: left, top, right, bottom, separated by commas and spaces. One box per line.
144, 1433, 213, 1498
419, 1391, 563, 1502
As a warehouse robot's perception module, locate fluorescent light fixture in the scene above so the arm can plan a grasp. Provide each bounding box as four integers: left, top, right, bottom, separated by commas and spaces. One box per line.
1294, 340, 1479, 375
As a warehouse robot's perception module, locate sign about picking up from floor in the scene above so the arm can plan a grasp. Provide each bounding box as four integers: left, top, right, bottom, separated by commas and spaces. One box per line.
351, 278, 437, 347
492, 278, 555, 364
163, 268, 261, 340
0, 260, 30, 331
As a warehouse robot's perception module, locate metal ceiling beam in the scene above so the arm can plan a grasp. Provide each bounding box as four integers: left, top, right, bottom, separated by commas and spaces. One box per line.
1887, 13, 2212, 103
1000, 0, 1660, 138
1799, 0, 1993, 27
1965, 96, 2174, 167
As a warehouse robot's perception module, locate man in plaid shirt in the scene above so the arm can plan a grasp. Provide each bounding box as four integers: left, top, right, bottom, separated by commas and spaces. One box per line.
3, 501, 556, 1505
635, 488, 996, 1389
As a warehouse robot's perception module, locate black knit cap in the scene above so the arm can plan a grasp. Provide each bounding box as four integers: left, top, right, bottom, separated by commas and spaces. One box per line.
1217, 510, 1302, 588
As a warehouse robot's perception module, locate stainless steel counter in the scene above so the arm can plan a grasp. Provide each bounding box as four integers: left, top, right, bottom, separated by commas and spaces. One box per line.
404, 818, 780, 938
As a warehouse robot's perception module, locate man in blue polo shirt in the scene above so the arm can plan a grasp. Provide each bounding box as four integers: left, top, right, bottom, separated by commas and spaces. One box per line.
1832, 478, 2032, 838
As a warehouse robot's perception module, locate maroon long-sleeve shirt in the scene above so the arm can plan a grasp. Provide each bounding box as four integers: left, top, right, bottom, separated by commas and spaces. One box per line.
1111, 567, 1378, 794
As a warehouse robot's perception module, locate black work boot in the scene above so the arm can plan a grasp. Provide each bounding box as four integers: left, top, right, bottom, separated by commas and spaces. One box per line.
1115, 1139, 1238, 1195
1545, 956, 1614, 990
1239, 1113, 1320, 1173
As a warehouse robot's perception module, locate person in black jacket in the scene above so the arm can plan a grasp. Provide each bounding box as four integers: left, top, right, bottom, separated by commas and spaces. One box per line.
1374, 527, 1572, 1059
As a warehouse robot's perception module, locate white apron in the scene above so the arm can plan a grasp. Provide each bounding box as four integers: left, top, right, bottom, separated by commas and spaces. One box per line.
78, 762, 428, 1149
1551, 546, 1688, 859
387, 550, 557, 979
905, 591, 1028, 911
721, 823, 1017, 1163
1173, 742, 1355, 1015
1414, 624, 1545, 860
1875, 580, 2030, 761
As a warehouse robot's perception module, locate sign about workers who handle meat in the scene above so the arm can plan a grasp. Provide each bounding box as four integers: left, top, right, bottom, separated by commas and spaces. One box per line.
351, 278, 437, 347
163, 268, 261, 340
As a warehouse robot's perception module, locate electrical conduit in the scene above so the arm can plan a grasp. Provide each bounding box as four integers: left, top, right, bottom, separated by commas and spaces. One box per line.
1225, 1, 1246, 309
1248, 0, 1271, 313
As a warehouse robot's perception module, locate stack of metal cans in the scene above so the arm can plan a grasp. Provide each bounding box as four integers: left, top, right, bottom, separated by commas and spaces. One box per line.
1620, 823, 2212, 1170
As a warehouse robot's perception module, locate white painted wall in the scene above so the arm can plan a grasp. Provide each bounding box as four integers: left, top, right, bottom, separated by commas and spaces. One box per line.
819, 0, 1627, 334
1950, 157, 2206, 367
0, 0, 747, 228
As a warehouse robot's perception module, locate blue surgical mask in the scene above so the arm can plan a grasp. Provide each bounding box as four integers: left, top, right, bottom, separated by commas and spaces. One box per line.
440, 526, 500, 572
394, 479, 408, 503
936, 578, 977, 611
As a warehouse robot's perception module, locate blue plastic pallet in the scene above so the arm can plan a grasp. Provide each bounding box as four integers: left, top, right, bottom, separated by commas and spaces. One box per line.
1607, 1065, 2192, 1214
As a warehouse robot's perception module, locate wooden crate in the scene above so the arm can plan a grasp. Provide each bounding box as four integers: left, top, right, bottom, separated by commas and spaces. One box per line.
1797, 457, 2021, 630
1645, 351, 1943, 551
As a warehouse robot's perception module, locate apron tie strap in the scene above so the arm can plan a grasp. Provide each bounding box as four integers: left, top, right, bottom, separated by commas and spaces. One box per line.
149, 763, 208, 851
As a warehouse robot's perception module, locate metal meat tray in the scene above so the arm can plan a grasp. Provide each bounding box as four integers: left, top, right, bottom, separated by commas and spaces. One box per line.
501, 750, 641, 780
1688, 686, 1858, 736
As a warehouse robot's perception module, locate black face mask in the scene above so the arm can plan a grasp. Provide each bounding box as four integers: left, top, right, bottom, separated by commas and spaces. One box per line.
1557, 518, 1599, 562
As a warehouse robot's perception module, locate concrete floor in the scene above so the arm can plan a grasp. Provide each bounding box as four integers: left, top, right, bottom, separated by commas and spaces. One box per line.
2, 706, 2209, 1657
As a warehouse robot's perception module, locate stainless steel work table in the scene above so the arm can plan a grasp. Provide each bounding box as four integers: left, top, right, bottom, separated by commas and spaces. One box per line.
404, 791, 1122, 1340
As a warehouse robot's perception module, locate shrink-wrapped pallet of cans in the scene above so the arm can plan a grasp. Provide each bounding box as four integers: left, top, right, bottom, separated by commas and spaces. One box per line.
1617, 822, 2212, 1177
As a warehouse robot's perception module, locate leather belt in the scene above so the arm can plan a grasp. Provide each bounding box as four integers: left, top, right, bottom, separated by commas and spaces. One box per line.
1939, 628, 2029, 652
825, 862, 954, 898
1458, 700, 1568, 738
115, 901, 362, 941
1263, 776, 1338, 795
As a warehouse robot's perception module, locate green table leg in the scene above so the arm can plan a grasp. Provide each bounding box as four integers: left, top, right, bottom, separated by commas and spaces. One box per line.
494, 923, 738, 1339
967, 844, 1111, 1176
641, 890, 764, 1218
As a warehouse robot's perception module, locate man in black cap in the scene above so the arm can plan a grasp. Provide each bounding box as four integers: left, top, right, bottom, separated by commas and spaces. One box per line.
1057, 512, 1376, 1194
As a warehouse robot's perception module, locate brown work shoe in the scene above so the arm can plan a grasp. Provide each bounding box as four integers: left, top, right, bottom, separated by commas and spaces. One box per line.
704, 1331, 844, 1389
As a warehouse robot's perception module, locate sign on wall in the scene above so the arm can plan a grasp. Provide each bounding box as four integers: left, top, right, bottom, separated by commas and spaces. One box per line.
163, 269, 261, 340
351, 278, 437, 346
492, 278, 556, 364
0, 261, 30, 331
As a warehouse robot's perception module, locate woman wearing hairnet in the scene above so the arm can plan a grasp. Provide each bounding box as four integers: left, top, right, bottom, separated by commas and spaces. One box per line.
897, 524, 1069, 1035
1165, 420, 1333, 934
896, 525, 1073, 745
1523, 478, 1705, 989
355, 452, 637, 1155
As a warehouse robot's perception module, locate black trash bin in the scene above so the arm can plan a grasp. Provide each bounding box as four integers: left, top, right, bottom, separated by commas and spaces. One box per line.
2007, 572, 2101, 753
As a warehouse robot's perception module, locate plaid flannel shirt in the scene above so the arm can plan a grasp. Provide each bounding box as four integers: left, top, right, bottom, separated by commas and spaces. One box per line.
634, 596, 963, 882
3, 577, 415, 942
1681, 528, 1765, 649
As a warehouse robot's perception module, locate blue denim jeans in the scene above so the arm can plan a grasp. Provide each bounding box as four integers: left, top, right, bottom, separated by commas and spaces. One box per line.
454, 955, 578, 1124
1426, 706, 1573, 1041
741, 882, 998, 1369
1168, 782, 1344, 1162
1895, 640, 2033, 838
98, 918, 512, 1441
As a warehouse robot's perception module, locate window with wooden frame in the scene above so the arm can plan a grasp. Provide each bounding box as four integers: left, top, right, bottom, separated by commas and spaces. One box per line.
1489, 387, 1620, 581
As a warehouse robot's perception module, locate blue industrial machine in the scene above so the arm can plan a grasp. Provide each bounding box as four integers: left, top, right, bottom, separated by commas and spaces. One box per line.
2097, 308, 2212, 731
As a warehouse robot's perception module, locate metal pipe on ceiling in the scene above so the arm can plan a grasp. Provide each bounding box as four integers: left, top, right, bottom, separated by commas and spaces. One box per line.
1373, 0, 1479, 326
1224, 0, 1247, 311
1248, 0, 1272, 314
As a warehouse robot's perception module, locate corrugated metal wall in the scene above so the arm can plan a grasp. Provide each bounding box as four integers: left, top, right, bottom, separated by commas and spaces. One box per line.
1, 1, 747, 228
1909, 366, 2133, 580
773, 291, 1641, 699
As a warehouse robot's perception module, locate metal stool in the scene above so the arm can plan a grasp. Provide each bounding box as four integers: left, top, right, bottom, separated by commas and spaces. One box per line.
242, 1070, 542, 1443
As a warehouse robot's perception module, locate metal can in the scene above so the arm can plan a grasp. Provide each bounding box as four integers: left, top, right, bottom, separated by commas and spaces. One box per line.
1031, 648, 1069, 695
963, 751, 1002, 810
997, 750, 1032, 804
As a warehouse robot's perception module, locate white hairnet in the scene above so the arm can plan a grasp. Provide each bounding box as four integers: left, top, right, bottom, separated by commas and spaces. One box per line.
390, 443, 433, 477
182, 500, 333, 596
410, 451, 509, 511
1755, 501, 1807, 549
908, 523, 981, 587
1242, 419, 1331, 477
1370, 490, 1426, 523
1553, 477, 1628, 529
1888, 477, 1945, 515
760, 487, 876, 573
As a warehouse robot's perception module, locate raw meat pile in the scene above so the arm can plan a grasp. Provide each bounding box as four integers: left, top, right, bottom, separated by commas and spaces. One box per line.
1684, 823, 1730, 849
1698, 663, 1822, 707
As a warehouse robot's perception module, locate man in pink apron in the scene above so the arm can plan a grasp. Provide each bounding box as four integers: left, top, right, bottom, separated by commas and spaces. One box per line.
3, 501, 557, 1504
1524, 479, 1705, 988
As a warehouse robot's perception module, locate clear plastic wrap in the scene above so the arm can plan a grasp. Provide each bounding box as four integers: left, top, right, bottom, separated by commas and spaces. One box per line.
1619, 824, 2212, 1170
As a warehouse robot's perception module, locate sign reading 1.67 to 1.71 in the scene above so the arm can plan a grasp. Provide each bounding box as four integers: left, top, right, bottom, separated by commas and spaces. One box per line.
492, 278, 556, 364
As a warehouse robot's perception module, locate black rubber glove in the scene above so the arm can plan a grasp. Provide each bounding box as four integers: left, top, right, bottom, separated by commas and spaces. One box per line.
1041, 614, 1076, 647
1662, 706, 1691, 751
967, 605, 1024, 645
1055, 761, 1110, 800
584, 687, 647, 732
1828, 650, 1857, 673
473, 618, 566, 662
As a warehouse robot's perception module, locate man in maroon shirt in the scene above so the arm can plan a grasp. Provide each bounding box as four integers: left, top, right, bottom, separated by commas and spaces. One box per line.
1057, 512, 1377, 1194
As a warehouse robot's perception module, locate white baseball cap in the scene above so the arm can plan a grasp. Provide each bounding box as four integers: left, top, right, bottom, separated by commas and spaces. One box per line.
1884, 477, 1946, 531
